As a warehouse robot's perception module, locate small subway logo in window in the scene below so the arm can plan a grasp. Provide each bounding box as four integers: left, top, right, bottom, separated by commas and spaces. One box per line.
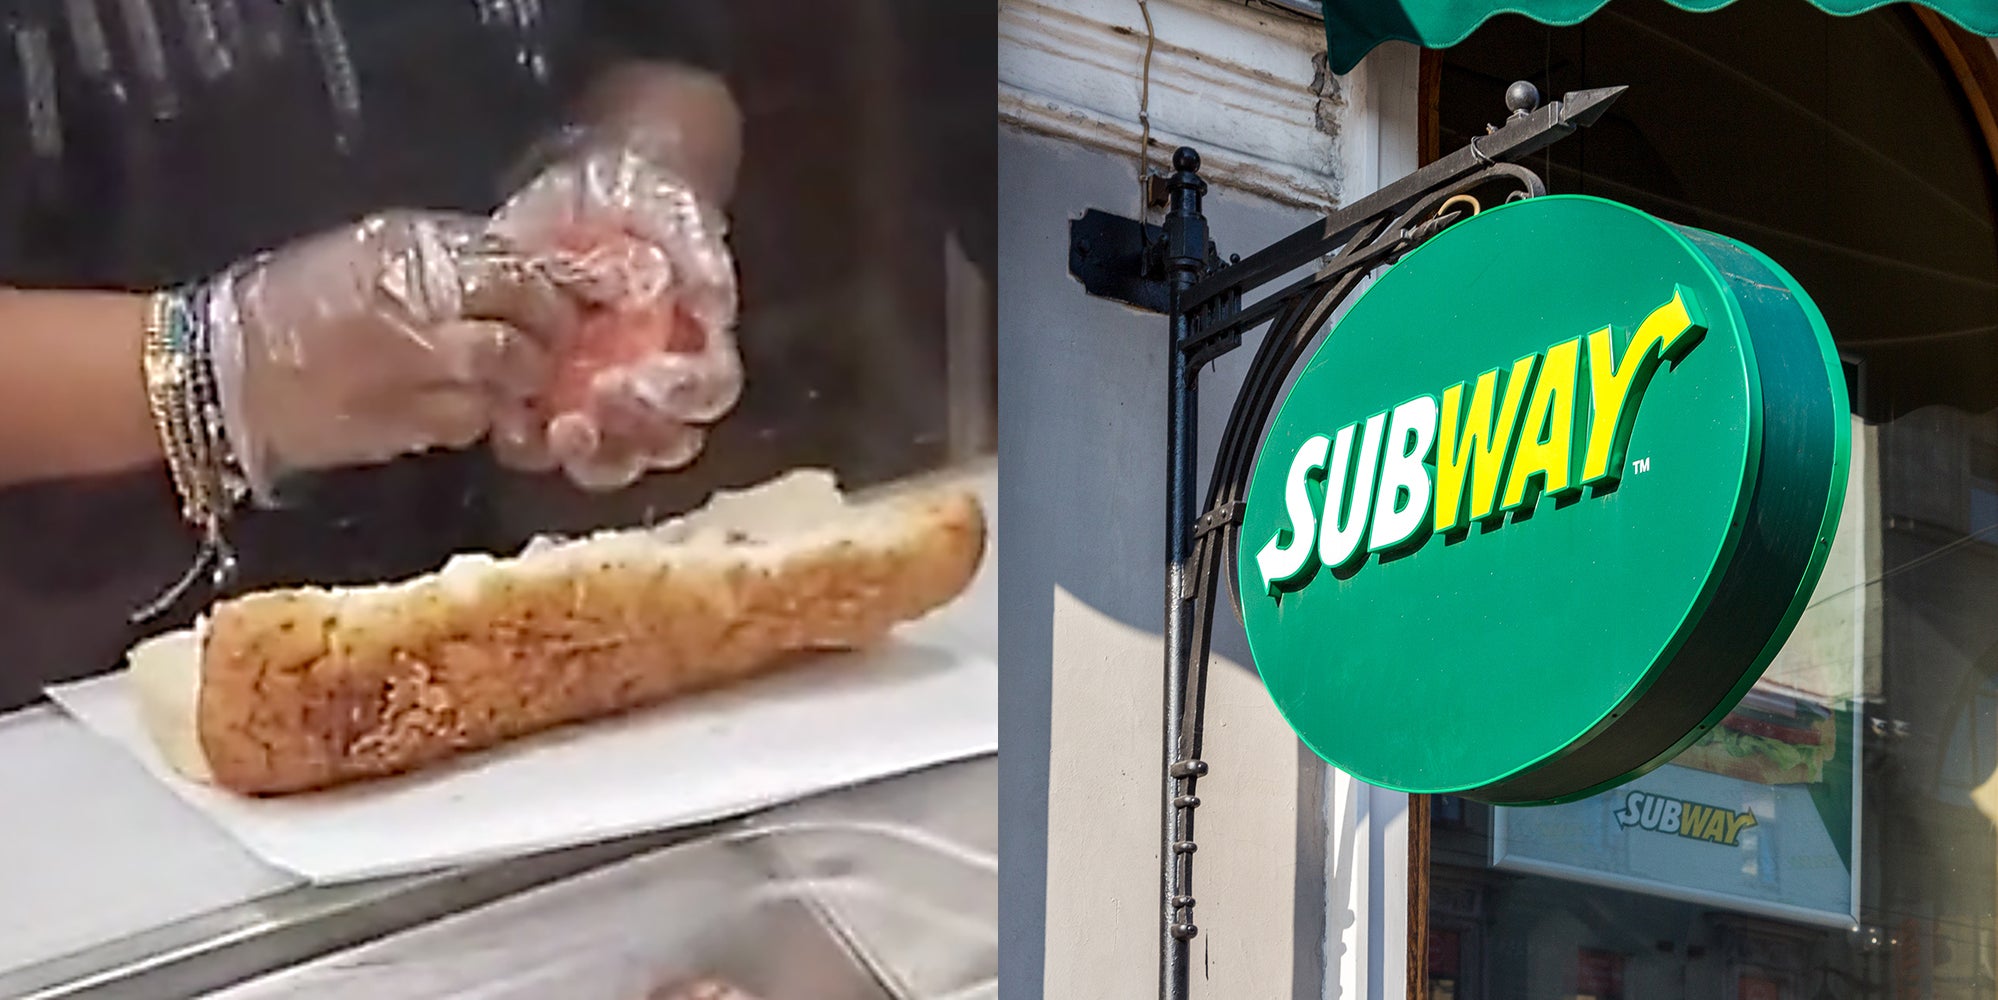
1613, 790, 1757, 846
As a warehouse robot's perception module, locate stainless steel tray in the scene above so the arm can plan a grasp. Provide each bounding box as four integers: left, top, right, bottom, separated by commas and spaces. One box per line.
203, 833, 893, 1000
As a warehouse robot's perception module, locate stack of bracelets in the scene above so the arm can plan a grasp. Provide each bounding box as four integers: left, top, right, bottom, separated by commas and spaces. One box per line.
134, 282, 250, 623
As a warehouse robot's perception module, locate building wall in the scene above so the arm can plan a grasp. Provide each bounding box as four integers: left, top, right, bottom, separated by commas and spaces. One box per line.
997, 1, 1423, 995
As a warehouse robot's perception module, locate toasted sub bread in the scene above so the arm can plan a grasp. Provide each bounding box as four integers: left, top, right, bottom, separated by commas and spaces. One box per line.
129, 470, 985, 796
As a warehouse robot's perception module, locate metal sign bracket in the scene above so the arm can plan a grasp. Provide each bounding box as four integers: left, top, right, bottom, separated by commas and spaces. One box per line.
1098, 82, 1629, 1000
1067, 210, 1226, 315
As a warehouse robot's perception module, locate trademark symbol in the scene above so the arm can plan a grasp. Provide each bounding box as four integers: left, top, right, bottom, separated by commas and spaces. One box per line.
1633, 457, 1652, 474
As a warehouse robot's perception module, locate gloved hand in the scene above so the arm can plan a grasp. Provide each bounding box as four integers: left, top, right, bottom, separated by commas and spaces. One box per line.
203, 209, 574, 502
487, 62, 746, 491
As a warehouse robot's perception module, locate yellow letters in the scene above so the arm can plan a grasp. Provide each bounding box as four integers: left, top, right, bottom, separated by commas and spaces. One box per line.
1502, 337, 1581, 510
1702, 808, 1729, 842
1723, 809, 1758, 845
1679, 803, 1707, 837
1666, 798, 1758, 846
1434, 354, 1538, 532
1581, 288, 1707, 485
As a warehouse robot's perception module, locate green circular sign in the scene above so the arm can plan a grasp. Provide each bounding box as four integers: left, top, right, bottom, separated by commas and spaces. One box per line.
1237, 195, 1848, 805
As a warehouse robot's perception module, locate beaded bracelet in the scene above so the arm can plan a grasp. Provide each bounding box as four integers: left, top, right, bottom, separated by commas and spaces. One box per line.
182, 281, 250, 515
131, 283, 246, 624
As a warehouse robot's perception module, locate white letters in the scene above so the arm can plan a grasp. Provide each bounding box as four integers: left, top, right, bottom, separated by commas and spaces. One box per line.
1319, 415, 1385, 570
1369, 396, 1439, 553
1256, 434, 1330, 594
1614, 792, 1645, 827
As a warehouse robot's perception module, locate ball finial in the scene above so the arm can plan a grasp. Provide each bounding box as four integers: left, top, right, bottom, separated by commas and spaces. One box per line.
1173, 146, 1200, 172
1505, 81, 1541, 116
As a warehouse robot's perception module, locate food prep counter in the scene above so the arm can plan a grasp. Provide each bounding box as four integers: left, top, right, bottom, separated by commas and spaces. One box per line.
0, 463, 995, 1000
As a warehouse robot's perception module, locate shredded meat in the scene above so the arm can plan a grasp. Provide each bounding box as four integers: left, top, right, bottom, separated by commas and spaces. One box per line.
539, 224, 710, 417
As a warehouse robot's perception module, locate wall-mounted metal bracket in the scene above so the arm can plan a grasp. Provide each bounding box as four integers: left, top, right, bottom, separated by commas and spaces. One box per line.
1068, 209, 1167, 312
1182, 288, 1243, 369
1138, 83, 1627, 1000
1068, 208, 1226, 315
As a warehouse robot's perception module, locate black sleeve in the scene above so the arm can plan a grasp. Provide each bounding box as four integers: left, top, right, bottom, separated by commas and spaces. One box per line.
0, 1, 589, 287
889, 0, 997, 276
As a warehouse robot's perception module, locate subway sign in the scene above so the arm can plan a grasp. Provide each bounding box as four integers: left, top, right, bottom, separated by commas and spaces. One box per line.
1236, 196, 1848, 806
1256, 289, 1702, 592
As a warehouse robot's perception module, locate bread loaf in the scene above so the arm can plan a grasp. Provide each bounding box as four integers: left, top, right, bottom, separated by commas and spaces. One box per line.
128, 469, 986, 796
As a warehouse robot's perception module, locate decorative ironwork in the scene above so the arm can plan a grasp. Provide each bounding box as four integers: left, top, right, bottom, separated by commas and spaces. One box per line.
1066, 82, 1628, 1000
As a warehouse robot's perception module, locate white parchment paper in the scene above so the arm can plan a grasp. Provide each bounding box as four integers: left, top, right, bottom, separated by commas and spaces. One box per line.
47, 631, 996, 885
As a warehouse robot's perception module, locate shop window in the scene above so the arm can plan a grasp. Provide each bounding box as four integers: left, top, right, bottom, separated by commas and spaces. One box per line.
1432, 1, 1998, 997
1573, 948, 1625, 1000
1939, 676, 1998, 804
1431, 926, 1464, 1000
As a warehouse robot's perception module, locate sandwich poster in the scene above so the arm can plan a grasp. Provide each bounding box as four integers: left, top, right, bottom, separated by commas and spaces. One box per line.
1492, 416, 1876, 929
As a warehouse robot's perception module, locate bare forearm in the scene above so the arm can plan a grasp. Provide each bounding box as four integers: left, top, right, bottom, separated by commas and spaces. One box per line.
0, 289, 161, 487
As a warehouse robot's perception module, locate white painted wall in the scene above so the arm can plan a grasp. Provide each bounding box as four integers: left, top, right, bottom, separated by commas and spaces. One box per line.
999, 0, 1341, 211
997, 0, 1424, 993
999, 125, 1330, 1000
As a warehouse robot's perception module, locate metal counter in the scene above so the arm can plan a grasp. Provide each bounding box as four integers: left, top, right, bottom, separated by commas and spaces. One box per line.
2, 757, 994, 1000
0, 463, 996, 1000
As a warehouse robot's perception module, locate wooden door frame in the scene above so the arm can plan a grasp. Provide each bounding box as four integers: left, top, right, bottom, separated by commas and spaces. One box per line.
1407, 49, 1444, 1000
1916, 10, 1998, 177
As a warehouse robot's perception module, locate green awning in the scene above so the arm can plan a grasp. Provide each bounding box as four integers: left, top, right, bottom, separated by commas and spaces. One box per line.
1325, 1, 1998, 74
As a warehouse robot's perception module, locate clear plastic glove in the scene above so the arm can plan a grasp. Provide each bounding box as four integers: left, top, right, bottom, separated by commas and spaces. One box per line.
204, 210, 574, 502
488, 62, 745, 491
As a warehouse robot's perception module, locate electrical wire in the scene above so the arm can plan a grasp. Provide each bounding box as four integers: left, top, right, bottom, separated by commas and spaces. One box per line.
1135, 0, 1156, 216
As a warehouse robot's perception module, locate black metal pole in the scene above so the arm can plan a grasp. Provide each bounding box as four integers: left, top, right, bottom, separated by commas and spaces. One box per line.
1160, 146, 1209, 1000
